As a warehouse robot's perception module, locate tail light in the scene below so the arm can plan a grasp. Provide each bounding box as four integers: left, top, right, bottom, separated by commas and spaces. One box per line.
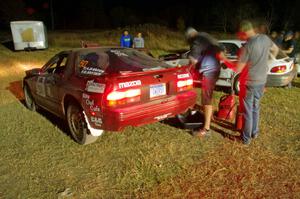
177, 78, 193, 92
106, 89, 141, 106
271, 65, 286, 73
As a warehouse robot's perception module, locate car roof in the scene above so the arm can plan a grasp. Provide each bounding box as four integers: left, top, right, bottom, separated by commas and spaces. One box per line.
70, 47, 128, 54
218, 40, 245, 47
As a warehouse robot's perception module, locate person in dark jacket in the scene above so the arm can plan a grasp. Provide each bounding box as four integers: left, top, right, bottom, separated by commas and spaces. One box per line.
120, 30, 132, 48
186, 27, 222, 137
281, 31, 296, 58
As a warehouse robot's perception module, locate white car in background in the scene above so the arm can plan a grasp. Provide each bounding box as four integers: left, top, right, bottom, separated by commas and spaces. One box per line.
295, 53, 300, 76
160, 39, 297, 94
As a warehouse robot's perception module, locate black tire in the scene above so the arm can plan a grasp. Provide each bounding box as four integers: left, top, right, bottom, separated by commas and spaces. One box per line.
66, 103, 99, 145
24, 84, 37, 111
232, 74, 240, 95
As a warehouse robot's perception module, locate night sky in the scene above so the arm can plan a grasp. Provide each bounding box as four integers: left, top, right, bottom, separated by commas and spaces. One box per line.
1, 0, 300, 32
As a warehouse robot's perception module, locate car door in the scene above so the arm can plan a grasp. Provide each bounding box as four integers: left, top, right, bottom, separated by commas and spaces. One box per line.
43, 53, 69, 114
34, 53, 68, 114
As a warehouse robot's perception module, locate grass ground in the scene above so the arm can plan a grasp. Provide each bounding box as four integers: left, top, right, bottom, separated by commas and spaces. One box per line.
0, 25, 299, 198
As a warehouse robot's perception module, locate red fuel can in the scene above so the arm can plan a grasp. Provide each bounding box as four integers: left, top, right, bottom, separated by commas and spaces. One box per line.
235, 106, 243, 131
217, 94, 236, 121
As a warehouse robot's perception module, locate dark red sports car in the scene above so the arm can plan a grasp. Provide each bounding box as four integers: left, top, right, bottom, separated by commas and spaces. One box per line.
23, 47, 197, 144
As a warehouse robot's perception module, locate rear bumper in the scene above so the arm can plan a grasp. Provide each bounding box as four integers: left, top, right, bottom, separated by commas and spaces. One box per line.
101, 90, 197, 131
266, 67, 297, 87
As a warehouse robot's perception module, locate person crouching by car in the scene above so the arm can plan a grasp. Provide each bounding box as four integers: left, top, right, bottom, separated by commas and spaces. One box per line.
281, 31, 296, 59
120, 30, 132, 48
186, 27, 223, 137
235, 20, 279, 145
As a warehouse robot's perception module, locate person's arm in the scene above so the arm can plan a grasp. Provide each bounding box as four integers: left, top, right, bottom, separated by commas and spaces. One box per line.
236, 61, 247, 73
236, 46, 248, 73
216, 52, 237, 72
270, 43, 279, 58
132, 38, 136, 48
120, 36, 124, 47
141, 38, 144, 48
189, 39, 202, 66
282, 46, 294, 54
189, 56, 198, 66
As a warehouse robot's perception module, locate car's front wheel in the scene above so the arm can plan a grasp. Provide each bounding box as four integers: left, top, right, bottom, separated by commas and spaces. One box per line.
66, 103, 99, 145
24, 84, 37, 111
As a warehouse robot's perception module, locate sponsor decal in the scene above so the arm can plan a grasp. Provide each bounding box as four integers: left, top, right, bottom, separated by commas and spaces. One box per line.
154, 113, 172, 121
81, 67, 104, 76
119, 80, 142, 89
85, 99, 94, 106
91, 116, 102, 126
86, 80, 106, 93
83, 111, 104, 136
110, 49, 128, 57
177, 73, 190, 79
90, 106, 101, 112
82, 93, 90, 99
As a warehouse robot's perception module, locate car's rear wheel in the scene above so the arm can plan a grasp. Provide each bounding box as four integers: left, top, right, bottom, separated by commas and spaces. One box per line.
24, 84, 37, 111
232, 74, 240, 95
66, 103, 98, 145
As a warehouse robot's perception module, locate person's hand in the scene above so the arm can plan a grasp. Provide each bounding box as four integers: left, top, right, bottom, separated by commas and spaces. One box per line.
216, 52, 226, 61
189, 56, 198, 66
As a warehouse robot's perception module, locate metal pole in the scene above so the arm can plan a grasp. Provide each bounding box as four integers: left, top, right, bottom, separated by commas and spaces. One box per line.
50, 0, 54, 30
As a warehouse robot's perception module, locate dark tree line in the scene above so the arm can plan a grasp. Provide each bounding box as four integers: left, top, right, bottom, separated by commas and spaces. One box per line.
1, 0, 300, 32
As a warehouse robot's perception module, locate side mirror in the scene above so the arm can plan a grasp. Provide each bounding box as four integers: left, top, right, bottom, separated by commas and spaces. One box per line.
26, 68, 42, 76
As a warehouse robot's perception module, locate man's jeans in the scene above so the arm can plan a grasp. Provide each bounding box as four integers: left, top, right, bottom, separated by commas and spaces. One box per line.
240, 84, 265, 144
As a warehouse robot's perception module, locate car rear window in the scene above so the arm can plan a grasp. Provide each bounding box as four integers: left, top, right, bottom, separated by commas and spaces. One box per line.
220, 43, 240, 57
76, 48, 172, 76
77, 51, 109, 76
106, 49, 172, 73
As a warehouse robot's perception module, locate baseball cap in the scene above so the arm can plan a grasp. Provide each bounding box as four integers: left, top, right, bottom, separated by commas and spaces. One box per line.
185, 27, 198, 38
285, 31, 294, 37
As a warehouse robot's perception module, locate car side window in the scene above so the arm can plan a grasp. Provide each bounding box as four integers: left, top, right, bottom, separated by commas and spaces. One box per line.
45, 54, 68, 74
222, 43, 239, 57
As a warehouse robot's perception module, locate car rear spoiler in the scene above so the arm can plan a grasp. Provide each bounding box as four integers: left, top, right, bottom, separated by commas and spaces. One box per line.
117, 65, 190, 78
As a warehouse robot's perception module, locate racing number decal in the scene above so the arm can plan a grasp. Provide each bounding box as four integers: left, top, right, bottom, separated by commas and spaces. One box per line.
79, 60, 89, 68
36, 77, 46, 97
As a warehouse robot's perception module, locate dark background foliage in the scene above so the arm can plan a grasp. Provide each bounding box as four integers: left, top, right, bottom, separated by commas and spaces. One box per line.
1, 0, 300, 32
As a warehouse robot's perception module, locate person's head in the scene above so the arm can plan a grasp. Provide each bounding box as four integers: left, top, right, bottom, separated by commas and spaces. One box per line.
137, 32, 142, 38
237, 20, 256, 41
185, 27, 198, 42
270, 31, 278, 39
256, 22, 268, 34
123, 30, 129, 36
294, 31, 300, 39
284, 31, 294, 41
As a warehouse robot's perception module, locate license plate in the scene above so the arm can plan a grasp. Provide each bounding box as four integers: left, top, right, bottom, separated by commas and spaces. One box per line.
150, 83, 166, 98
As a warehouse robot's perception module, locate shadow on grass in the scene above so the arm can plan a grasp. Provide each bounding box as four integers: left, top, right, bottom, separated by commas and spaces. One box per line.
1, 40, 15, 52
161, 110, 203, 135
161, 106, 241, 141
6, 80, 24, 100
292, 79, 300, 88
6, 80, 71, 137
211, 118, 241, 141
